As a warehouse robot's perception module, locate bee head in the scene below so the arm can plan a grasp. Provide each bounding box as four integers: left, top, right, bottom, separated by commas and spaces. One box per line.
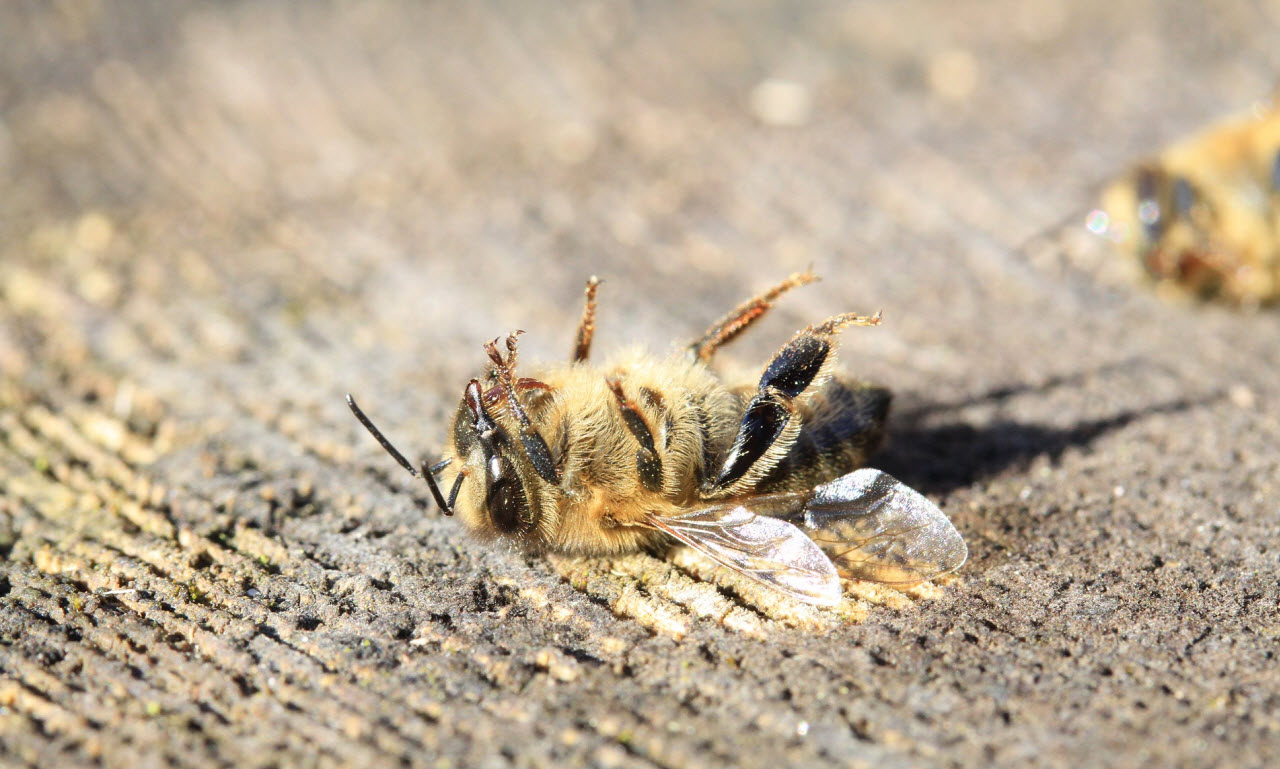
446, 378, 557, 547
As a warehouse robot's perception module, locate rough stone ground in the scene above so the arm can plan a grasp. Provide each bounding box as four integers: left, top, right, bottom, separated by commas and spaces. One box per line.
2, 2, 1279, 768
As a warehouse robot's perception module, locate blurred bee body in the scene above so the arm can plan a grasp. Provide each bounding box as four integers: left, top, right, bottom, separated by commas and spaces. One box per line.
348, 272, 966, 606
1097, 100, 1280, 304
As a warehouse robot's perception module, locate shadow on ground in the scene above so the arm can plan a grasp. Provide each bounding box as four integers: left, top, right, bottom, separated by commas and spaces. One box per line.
877, 362, 1216, 496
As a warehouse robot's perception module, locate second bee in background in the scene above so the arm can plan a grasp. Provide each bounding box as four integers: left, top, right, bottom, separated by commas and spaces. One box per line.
1093, 96, 1280, 305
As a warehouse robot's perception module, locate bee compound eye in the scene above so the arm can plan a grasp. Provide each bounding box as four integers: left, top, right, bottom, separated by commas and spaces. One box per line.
486, 477, 529, 533
485, 453, 530, 534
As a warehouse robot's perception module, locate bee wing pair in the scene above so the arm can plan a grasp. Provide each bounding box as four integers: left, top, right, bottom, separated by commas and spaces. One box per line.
646, 468, 967, 606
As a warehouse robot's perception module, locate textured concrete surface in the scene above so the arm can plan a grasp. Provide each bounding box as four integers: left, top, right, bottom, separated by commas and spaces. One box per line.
2, 2, 1279, 768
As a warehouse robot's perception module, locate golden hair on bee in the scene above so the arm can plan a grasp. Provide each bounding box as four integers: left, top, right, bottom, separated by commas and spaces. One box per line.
1093, 96, 1280, 304
348, 272, 966, 606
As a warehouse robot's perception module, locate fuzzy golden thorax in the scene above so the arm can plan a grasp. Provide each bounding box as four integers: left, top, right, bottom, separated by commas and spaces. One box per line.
442, 347, 740, 556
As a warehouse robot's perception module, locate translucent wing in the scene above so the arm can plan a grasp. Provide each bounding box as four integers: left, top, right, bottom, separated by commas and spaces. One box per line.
797, 468, 967, 583
646, 502, 842, 606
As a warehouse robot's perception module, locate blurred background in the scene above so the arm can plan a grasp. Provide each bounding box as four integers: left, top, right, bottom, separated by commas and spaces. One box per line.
3, 2, 1280, 768
4, 2, 1279, 389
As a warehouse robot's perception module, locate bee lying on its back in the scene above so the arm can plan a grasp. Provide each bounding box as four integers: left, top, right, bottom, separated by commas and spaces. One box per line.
348, 272, 966, 606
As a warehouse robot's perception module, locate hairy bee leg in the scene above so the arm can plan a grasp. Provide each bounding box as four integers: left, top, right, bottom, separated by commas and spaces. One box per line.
484, 334, 562, 484
705, 388, 800, 495
572, 275, 602, 362
756, 380, 892, 494
706, 311, 881, 496
606, 377, 664, 491
481, 378, 552, 408
688, 270, 818, 362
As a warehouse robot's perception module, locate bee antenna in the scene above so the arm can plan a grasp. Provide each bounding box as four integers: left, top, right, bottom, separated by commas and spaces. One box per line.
346, 394, 454, 515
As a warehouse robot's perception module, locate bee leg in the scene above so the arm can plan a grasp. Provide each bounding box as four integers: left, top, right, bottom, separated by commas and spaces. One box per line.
571, 275, 602, 362
706, 311, 881, 496
705, 388, 800, 495
481, 377, 552, 408
759, 380, 892, 493
485, 335, 562, 484
606, 377, 664, 492
688, 270, 818, 362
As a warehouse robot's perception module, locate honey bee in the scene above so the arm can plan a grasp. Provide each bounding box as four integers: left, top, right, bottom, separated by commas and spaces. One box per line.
347, 272, 966, 606
1092, 98, 1280, 304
